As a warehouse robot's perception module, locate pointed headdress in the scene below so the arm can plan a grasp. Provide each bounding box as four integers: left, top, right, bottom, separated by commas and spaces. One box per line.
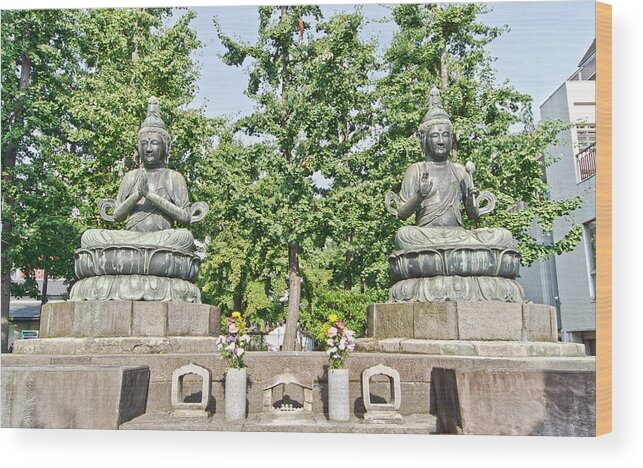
418, 87, 452, 135
138, 96, 171, 157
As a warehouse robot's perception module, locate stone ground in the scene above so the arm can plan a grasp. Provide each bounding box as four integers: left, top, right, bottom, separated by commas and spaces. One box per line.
120, 412, 438, 434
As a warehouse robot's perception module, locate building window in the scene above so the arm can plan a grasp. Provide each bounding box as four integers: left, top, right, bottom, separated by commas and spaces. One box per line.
583, 219, 596, 301
575, 123, 596, 152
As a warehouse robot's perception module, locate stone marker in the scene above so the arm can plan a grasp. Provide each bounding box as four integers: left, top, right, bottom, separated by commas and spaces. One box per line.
1, 365, 149, 429
171, 363, 211, 418
361, 364, 403, 423
431, 367, 596, 436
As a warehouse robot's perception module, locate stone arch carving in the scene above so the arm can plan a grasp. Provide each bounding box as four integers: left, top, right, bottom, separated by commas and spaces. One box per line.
361, 364, 402, 422
171, 363, 211, 417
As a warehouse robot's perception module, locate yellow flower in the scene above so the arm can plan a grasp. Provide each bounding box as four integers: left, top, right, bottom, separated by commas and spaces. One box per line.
232, 311, 241, 319
328, 313, 339, 323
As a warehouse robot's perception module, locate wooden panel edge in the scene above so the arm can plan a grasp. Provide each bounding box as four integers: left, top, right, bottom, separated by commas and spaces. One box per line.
596, 0, 612, 437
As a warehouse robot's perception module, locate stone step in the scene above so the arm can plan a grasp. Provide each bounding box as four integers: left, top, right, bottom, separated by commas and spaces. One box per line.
356, 338, 587, 357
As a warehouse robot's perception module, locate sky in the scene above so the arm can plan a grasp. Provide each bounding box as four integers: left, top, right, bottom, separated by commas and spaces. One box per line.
177, 1, 596, 122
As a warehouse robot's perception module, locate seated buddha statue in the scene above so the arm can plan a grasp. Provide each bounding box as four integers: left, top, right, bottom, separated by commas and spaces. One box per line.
385, 87, 524, 303
70, 96, 208, 302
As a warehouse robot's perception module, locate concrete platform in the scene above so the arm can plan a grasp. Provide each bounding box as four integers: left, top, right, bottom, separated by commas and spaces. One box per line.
121, 412, 438, 434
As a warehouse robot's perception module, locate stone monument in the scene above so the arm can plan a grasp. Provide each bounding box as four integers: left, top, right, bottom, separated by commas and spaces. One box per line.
385, 87, 523, 303
71, 96, 209, 303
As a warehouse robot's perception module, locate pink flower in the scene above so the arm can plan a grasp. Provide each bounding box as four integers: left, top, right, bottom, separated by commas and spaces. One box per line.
336, 321, 345, 330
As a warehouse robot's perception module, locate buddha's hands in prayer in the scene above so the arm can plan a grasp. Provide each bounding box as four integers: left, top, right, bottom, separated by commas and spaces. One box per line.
137, 171, 149, 198
419, 172, 433, 197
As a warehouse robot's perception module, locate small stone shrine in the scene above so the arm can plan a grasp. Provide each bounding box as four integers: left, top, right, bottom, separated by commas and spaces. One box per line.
71, 96, 208, 303
171, 363, 211, 418
361, 364, 403, 423
261, 370, 314, 424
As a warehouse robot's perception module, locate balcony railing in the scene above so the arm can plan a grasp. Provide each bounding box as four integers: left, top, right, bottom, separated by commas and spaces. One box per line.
576, 142, 596, 182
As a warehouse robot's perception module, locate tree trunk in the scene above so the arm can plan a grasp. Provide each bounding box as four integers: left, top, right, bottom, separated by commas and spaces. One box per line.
282, 242, 302, 351
344, 233, 353, 291
232, 276, 244, 313
41, 270, 49, 304
1, 51, 31, 353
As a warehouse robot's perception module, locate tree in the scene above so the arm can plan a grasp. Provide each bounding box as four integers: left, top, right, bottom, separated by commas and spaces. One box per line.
1, 8, 210, 352
216, 5, 331, 350
1, 9, 86, 352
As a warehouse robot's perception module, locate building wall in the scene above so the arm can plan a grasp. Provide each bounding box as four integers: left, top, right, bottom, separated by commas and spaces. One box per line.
543, 81, 596, 334
518, 79, 596, 339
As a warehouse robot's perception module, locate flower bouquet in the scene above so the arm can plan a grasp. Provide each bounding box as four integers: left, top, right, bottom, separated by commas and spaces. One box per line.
216, 311, 251, 368
320, 313, 357, 369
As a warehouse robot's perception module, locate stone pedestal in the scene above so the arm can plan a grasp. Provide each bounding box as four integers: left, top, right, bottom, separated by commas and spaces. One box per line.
360, 301, 582, 358
367, 301, 557, 342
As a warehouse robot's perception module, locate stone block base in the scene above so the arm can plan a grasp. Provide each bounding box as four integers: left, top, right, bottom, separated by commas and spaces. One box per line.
39, 301, 220, 338
1, 365, 149, 429
431, 368, 596, 436
367, 301, 557, 341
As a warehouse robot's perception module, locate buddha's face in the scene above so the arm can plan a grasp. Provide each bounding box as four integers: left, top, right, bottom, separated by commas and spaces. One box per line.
422, 123, 452, 162
139, 131, 167, 168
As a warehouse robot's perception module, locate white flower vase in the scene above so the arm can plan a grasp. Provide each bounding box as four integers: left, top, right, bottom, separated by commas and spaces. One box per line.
328, 368, 350, 421
225, 367, 247, 421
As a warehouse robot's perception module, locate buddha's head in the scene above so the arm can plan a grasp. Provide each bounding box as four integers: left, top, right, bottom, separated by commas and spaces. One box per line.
138, 96, 170, 168
418, 87, 452, 163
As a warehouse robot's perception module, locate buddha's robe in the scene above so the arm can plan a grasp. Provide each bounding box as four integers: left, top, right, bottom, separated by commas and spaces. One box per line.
81, 168, 193, 251
395, 161, 514, 250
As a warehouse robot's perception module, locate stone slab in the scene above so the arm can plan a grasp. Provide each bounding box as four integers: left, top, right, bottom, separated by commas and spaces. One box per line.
431, 368, 596, 436
356, 338, 585, 357
413, 302, 458, 340
39, 301, 220, 338
456, 301, 522, 340
13, 336, 219, 355
121, 412, 437, 434
367, 302, 557, 342
1, 365, 149, 429
522, 303, 558, 342
367, 303, 413, 338
132, 301, 168, 336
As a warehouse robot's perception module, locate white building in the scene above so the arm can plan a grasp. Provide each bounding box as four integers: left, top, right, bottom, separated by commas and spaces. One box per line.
519, 40, 596, 355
